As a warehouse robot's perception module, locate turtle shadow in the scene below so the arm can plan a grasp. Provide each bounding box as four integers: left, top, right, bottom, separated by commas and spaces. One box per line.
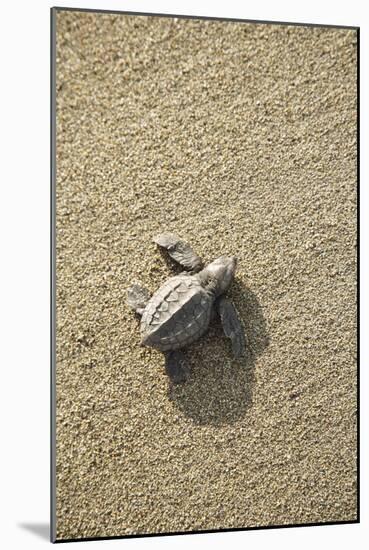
156, 246, 183, 275
167, 279, 270, 426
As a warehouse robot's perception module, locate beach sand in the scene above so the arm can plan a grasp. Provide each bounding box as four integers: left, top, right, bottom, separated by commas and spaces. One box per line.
54, 10, 357, 540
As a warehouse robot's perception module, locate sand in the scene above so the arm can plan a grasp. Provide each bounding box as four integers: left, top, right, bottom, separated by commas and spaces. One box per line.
54, 10, 357, 541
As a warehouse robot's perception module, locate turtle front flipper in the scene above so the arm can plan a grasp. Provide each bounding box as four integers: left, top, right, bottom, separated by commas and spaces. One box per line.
127, 284, 151, 315
153, 232, 203, 272
164, 350, 189, 383
216, 296, 246, 358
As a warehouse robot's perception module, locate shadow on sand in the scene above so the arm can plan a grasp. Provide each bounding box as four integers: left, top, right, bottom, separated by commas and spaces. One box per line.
18, 522, 49, 541
167, 279, 270, 426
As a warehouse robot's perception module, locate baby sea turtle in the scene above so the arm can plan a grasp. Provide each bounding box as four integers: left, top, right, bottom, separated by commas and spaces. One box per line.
126, 233, 246, 383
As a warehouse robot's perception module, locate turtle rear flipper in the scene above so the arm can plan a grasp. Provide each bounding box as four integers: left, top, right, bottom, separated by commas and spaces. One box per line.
164, 350, 190, 383
127, 284, 151, 315
217, 296, 246, 358
153, 232, 203, 272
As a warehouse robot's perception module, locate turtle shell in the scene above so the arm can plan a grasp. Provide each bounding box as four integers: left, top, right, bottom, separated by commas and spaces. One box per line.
141, 274, 213, 351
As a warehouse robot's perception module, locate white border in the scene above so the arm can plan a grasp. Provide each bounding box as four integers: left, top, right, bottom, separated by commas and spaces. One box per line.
1, 1, 366, 548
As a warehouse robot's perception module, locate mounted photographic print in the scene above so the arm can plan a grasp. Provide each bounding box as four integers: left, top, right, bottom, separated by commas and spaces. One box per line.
51, 7, 358, 543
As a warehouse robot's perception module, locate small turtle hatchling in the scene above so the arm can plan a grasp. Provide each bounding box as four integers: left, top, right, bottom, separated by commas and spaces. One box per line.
126, 233, 246, 383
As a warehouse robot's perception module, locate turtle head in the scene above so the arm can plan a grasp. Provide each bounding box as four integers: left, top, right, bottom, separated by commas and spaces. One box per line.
200, 256, 237, 296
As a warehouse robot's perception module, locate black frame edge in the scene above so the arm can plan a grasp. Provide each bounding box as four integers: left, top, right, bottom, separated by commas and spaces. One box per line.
53, 520, 359, 544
